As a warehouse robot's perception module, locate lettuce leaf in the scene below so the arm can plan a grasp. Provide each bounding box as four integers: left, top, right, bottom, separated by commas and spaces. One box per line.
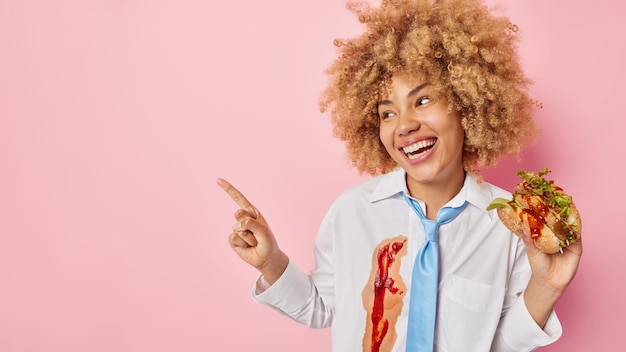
486, 197, 513, 211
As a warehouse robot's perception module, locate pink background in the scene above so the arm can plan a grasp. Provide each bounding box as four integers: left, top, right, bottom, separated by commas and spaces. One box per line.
1, 0, 624, 351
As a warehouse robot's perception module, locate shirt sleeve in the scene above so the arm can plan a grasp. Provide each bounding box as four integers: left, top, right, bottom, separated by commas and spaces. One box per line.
251, 260, 334, 328
491, 295, 561, 351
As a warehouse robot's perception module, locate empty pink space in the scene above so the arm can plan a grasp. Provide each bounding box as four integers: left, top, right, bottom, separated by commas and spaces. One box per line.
0, 0, 623, 351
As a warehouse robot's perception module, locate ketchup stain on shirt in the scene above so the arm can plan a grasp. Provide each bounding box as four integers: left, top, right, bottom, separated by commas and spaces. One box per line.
370, 239, 406, 351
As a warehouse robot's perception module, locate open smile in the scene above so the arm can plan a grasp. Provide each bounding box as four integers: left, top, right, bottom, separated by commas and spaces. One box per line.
400, 139, 436, 160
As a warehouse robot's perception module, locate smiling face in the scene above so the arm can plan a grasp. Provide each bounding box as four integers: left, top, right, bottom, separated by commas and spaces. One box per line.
378, 74, 465, 199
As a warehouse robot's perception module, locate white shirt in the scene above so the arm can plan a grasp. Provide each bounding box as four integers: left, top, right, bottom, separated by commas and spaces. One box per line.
253, 169, 561, 351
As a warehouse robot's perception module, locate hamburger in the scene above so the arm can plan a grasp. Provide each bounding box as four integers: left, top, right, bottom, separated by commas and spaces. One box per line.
487, 167, 582, 254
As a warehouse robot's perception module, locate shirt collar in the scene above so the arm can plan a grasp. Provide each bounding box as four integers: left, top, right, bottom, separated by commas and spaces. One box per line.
369, 168, 492, 215
368, 168, 407, 202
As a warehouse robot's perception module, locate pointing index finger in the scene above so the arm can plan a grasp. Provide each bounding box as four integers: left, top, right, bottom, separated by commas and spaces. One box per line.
216, 178, 257, 216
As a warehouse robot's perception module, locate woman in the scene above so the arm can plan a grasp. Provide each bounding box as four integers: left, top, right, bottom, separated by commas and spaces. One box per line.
218, 0, 582, 350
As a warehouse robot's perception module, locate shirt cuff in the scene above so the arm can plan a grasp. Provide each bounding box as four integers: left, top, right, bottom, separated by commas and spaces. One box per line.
500, 295, 562, 350
251, 260, 314, 313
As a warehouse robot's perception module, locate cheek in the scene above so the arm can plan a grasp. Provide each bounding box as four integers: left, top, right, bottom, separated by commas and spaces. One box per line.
452, 123, 465, 152
443, 114, 464, 142
378, 124, 394, 150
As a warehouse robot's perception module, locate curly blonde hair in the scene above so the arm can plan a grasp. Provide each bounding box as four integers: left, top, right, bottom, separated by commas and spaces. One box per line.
319, 0, 539, 176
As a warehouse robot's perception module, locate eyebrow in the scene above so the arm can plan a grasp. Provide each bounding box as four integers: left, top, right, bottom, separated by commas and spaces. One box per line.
378, 82, 430, 107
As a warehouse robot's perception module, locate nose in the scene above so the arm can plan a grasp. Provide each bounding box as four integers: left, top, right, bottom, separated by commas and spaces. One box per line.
396, 111, 420, 136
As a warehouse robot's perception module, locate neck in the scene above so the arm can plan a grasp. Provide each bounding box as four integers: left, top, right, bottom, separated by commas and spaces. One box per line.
406, 169, 465, 220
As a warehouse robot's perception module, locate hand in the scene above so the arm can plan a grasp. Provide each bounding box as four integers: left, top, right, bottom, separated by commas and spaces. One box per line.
217, 178, 288, 284
521, 233, 583, 293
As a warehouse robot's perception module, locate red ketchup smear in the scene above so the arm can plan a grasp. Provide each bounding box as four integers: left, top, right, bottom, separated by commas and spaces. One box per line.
520, 195, 549, 240
370, 240, 406, 352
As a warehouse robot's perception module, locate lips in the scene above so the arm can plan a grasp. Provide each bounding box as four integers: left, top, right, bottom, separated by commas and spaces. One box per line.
400, 139, 436, 160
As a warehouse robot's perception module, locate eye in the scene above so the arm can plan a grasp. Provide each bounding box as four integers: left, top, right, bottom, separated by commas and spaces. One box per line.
379, 110, 396, 120
416, 96, 432, 106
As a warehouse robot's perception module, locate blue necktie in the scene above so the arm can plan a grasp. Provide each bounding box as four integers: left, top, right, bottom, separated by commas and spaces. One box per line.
402, 192, 467, 352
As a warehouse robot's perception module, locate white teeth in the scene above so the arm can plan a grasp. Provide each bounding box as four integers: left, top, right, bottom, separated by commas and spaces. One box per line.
402, 140, 435, 158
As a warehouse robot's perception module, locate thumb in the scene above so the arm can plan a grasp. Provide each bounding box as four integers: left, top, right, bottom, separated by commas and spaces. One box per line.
235, 208, 256, 222
520, 229, 542, 258
239, 217, 274, 242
